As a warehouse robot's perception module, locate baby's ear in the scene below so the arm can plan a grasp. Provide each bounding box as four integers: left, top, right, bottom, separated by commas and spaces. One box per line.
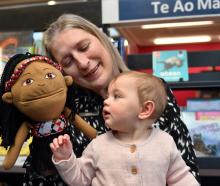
64, 76, 73, 86
2, 92, 13, 104
138, 101, 155, 120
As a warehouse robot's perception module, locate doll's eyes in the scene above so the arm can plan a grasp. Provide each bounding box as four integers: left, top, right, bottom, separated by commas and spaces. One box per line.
23, 78, 34, 86
45, 72, 56, 79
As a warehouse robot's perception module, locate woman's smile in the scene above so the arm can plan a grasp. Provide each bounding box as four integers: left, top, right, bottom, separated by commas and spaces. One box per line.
83, 63, 100, 81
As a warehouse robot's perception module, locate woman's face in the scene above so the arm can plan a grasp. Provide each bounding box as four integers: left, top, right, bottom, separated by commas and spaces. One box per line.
50, 28, 119, 96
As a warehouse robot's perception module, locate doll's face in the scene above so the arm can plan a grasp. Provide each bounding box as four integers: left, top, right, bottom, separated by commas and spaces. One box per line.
11, 61, 68, 121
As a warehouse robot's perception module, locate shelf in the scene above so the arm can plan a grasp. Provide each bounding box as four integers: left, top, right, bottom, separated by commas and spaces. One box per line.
198, 157, 220, 176
198, 157, 220, 170
127, 50, 220, 90
0, 156, 26, 173
168, 71, 220, 89
199, 169, 220, 177
169, 81, 220, 89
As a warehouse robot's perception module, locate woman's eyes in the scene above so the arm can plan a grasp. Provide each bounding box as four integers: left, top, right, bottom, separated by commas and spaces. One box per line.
61, 57, 72, 67
79, 42, 90, 52
60, 42, 90, 67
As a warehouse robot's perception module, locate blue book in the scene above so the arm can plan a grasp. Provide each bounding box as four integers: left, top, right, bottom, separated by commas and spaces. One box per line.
152, 50, 189, 82
187, 99, 220, 111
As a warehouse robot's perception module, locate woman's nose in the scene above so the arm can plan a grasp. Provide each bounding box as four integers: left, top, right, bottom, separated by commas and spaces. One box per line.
74, 53, 89, 70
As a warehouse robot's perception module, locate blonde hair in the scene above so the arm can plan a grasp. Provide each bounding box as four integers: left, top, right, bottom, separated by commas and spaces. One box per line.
43, 14, 129, 72
113, 71, 167, 119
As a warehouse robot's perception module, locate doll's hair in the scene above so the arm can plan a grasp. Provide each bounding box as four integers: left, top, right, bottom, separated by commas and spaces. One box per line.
0, 53, 43, 147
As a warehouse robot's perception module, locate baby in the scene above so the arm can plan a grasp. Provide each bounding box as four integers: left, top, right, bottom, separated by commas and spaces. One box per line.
50, 71, 199, 186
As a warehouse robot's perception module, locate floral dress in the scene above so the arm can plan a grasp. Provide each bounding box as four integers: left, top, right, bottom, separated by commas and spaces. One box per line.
23, 82, 200, 185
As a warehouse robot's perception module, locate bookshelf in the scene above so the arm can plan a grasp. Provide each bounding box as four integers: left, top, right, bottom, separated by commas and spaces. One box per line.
0, 156, 26, 173
127, 50, 220, 176
127, 50, 220, 89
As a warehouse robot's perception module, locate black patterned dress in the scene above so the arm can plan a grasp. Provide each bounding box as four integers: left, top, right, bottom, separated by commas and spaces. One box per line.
156, 81, 200, 182
23, 82, 200, 185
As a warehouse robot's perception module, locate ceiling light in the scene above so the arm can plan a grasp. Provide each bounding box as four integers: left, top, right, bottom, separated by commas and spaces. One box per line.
124, 39, 129, 47
47, 1, 56, 6
108, 27, 120, 38
154, 36, 211, 45
0, 0, 87, 10
141, 21, 213, 29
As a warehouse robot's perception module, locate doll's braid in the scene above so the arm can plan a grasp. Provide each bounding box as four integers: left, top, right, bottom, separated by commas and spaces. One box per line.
0, 53, 38, 147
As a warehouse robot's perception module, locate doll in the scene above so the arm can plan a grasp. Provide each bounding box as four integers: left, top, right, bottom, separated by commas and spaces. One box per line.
0, 52, 97, 173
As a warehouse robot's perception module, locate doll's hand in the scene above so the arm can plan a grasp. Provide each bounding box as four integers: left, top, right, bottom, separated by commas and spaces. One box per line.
50, 134, 73, 162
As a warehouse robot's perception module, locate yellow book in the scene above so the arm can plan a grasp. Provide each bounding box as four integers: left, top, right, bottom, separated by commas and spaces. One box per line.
0, 137, 32, 156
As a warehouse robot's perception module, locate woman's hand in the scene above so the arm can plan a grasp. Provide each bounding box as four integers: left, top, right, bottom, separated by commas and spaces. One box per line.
50, 134, 73, 162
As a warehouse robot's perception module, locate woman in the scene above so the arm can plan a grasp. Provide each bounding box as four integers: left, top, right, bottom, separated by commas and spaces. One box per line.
24, 14, 199, 185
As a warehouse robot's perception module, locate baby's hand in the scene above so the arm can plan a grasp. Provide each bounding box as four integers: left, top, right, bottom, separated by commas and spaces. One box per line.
50, 134, 72, 162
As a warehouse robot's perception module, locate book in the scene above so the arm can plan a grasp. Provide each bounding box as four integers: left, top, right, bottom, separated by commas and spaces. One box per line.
0, 31, 33, 78
0, 137, 32, 156
182, 111, 220, 157
33, 32, 46, 55
195, 111, 220, 120
0, 60, 6, 77
187, 99, 220, 111
152, 50, 189, 82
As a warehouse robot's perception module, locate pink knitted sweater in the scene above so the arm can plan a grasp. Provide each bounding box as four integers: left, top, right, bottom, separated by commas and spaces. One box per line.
53, 129, 199, 186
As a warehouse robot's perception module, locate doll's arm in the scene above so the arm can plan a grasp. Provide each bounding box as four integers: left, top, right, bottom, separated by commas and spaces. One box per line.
3, 121, 30, 170
64, 107, 97, 139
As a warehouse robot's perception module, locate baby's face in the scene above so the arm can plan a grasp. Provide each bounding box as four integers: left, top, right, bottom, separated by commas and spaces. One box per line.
103, 76, 141, 132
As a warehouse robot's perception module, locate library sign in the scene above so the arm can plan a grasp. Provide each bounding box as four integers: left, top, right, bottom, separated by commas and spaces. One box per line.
102, 0, 220, 24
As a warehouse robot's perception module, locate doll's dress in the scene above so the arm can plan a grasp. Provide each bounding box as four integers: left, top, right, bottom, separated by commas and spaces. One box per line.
24, 114, 71, 176
31, 114, 67, 137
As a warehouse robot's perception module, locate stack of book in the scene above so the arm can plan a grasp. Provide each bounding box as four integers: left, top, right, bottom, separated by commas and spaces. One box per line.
0, 137, 32, 157
181, 99, 220, 157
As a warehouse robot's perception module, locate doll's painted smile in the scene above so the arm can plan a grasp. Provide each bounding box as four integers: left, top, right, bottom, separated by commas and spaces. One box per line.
18, 88, 65, 102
